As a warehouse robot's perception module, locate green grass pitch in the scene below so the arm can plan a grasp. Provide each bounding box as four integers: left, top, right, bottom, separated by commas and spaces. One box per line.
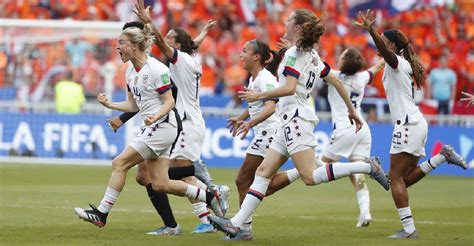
1, 164, 473, 245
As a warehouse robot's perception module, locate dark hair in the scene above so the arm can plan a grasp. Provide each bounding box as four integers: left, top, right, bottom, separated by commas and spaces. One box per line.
249, 40, 271, 66
123, 21, 144, 30
293, 9, 325, 51
340, 48, 366, 75
266, 50, 284, 77
172, 28, 199, 55
383, 29, 426, 87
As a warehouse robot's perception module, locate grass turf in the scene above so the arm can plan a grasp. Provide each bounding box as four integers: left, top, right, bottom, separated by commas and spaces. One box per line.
0, 163, 473, 245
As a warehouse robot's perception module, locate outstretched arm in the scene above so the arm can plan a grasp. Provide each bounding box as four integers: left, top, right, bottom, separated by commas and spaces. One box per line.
193, 20, 217, 49
368, 59, 385, 75
133, 0, 174, 59
355, 9, 398, 68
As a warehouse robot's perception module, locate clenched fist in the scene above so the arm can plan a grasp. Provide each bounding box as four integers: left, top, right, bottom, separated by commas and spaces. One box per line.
97, 93, 110, 107
144, 115, 157, 126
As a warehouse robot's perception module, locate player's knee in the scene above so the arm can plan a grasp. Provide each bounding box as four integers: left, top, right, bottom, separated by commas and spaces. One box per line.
151, 181, 168, 193
135, 173, 147, 186
181, 176, 195, 184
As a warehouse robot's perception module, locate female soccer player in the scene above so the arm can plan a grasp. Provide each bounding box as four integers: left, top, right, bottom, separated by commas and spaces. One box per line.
226, 39, 283, 240
133, 0, 229, 234
74, 21, 224, 228
355, 9, 467, 238
209, 9, 389, 239
279, 49, 385, 228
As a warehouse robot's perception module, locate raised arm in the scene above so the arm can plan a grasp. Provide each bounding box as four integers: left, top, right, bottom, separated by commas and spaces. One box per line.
133, 0, 174, 59
355, 10, 398, 68
193, 20, 217, 49
324, 72, 363, 131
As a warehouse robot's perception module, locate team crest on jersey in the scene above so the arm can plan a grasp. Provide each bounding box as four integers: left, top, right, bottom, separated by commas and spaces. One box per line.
142, 74, 149, 84
133, 76, 139, 85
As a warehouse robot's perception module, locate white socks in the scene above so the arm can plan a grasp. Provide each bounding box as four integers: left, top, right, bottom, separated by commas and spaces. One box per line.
98, 187, 120, 214
419, 154, 447, 174
231, 175, 270, 227
192, 202, 210, 224
356, 187, 370, 214
397, 207, 416, 233
312, 161, 371, 185
185, 184, 207, 202
286, 168, 300, 183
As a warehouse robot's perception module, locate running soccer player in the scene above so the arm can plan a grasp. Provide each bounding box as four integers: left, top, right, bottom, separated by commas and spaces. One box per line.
355, 9, 467, 238
74, 21, 224, 228
209, 9, 390, 239
133, 0, 229, 234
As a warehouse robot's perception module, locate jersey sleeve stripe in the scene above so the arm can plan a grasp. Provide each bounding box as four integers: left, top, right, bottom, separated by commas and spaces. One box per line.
282, 66, 300, 79
320, 62, 331, 78
171, 48, 178, 64
156, 84, 172, 94
263, 98, 279, 103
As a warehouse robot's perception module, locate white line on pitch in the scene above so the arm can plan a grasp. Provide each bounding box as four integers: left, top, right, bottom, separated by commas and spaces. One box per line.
5, 204, 471, 226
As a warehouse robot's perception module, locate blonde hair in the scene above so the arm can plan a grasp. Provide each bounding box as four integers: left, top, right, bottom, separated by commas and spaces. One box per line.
121, 23, 155, 52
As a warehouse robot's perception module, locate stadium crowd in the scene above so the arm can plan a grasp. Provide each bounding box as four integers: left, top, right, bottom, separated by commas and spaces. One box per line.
0, 0, 473, 115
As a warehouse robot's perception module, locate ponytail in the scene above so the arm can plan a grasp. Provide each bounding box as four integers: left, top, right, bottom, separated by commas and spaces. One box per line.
402, 44, 425, 88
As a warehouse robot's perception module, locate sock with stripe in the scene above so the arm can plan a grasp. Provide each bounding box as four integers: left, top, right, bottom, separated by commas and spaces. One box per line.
146, 184, 177, 228
184, 184, 208, 202
230, 175, 270, 227
312, 161, 371, 185
192, 202, 210, 224
397, 207, 416, 233
97, 187, 120, 214
286, 168, 300, 183
419, 154, 446, 174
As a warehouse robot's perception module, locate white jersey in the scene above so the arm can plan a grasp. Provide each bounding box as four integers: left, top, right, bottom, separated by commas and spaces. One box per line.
277, 46, 330, 124
247, 68, 281, 133
126, 56, 176, 126
383, 55, 423, 125
328, 70, 372, 129
169, 48, 205, 126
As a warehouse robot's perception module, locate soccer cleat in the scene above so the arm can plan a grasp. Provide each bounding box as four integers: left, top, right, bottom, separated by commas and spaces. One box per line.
193, 159, 214, 191
356, 212, 372, 228
74, 204, 108, 228
147, 225, 182, 236
387, 229, 419, 239
215, 185, 230, 216
220, 229, 253, 241
440, 145, 467, 169
208, 191, 225, 217
209, 215, 240, 238
368, 157, 390, 191
192, 223, 216, 233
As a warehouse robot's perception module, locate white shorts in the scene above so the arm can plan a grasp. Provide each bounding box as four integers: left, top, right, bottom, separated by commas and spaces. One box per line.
323, 123, 371, 161
130, 122, 178, 160
270, 117, 317, 157
389, 117, 428, 157
246, 128, 277, 157
170, 120, 205, 161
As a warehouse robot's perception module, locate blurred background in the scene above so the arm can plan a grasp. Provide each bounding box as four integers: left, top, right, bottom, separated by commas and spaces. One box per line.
0, 0, 472, 175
